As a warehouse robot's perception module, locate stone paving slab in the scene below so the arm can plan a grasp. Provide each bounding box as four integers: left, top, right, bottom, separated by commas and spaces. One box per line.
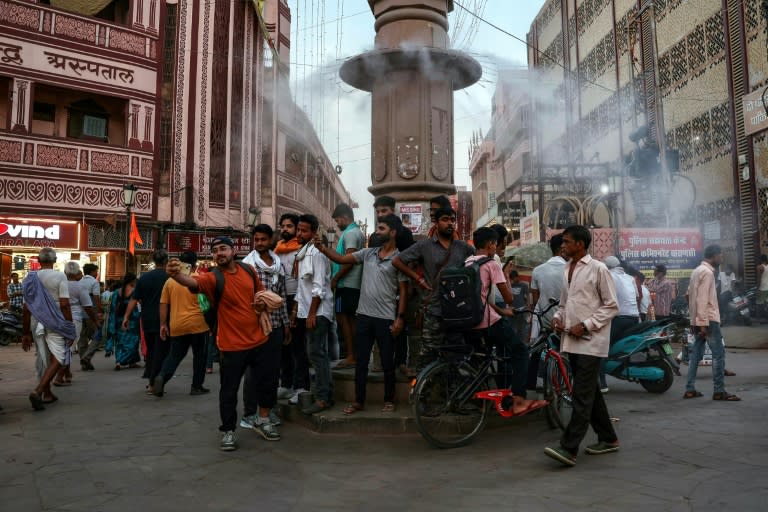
0, 343, 767, 511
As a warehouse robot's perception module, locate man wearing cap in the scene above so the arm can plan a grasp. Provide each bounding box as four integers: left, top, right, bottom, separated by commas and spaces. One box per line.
167, 236, 273, 451
647, 264, 676, 320
600, 256, 640, 392
154, 250, 210, 398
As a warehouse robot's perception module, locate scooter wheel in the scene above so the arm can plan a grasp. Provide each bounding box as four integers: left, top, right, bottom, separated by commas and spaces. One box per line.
640, 360, 674, 394
0, 331, 12, 346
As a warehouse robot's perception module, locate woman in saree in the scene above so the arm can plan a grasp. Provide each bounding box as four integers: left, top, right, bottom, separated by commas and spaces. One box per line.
107, 273, 141, 370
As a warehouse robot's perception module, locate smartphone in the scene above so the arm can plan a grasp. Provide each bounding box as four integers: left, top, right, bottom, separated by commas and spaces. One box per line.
179, 262, 191, 275
326, 230, 336, 245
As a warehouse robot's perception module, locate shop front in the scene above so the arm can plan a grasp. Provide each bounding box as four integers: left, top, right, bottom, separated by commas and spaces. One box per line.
166, 230, 252, 271
0, 216, 93, 301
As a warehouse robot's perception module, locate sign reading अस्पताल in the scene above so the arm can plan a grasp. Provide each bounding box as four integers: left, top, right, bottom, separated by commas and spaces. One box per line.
0, 217, 81, 250
618, 228, 702, 278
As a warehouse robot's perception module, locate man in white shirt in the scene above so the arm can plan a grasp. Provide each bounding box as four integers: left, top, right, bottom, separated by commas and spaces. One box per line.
294, 214, 335, 414
600, 256, 640, 392
531, 234, 566, 329
78, 263, 102, 371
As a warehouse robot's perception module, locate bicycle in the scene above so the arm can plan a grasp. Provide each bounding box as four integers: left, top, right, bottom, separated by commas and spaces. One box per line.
411, 300, 574, 449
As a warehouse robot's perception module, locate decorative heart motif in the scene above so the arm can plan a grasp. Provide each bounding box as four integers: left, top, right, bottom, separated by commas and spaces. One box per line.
7, 180, 24, 200
0, 223, 8, 236
66, 185, 83, 204
102, 188, 118, 206
47, 183, 64, 202
27, 182, 44, 201
84, 187, 100, 206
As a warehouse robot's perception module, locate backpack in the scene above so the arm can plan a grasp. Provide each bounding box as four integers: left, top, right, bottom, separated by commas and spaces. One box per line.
438, 256, 494, 330
204, 262, 258, 333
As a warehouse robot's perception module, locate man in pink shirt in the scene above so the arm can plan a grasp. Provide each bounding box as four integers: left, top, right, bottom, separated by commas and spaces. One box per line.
685, 244, 741, 401
544, 225, 619, 467
463, 227, 546, 415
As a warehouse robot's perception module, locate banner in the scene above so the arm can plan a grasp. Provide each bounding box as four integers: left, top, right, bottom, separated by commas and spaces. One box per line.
166, 232, 252, 256
618, 228, 702, 278
0, 216, 80, 250
520, 211, 540, 246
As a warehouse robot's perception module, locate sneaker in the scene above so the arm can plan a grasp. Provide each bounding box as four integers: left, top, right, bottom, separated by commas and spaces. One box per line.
220, 431, 237, 451
239, 414, 258, 430
153, 375, 165, 397
600, 387, 609, 394
544, 446, 576, 467
585, 441, 620, 455
263, 407, 282, 426
190, 386, 211, 395
277, 386, 294, 400
253, 419, 281, 441
289, 388, 308, 405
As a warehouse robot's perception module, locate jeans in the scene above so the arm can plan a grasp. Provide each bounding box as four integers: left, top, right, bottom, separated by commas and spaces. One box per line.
354, 314, 396, 404
280, 296, 310, 390
561, 353, 618, 454
243, 328, 283, 417
464, 318, 527, 395
418, 313, 465, 370
304, 315, 333, 402
219, 335, 281, 432
205, 334, 218, 369
145, 331, 169, 385
686, 321, 726, 394
159, 331, 208, 389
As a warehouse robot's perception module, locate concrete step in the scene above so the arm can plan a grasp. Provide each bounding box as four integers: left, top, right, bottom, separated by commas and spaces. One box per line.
330, 366, 415, 404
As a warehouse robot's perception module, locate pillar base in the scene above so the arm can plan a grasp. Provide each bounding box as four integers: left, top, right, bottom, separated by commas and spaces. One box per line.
368, 181, 456, 202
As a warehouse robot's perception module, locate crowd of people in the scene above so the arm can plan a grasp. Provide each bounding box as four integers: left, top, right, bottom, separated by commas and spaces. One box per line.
12, 195, 743, 459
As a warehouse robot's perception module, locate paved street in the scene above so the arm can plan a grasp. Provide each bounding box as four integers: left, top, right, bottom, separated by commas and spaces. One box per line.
1, 341, 766, 512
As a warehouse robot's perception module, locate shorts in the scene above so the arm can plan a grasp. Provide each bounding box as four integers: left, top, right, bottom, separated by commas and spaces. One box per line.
758, 290, 768, 304
335, 287, 360, 315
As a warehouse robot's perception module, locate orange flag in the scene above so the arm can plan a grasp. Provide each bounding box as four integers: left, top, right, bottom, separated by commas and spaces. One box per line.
129, 213, 143, 255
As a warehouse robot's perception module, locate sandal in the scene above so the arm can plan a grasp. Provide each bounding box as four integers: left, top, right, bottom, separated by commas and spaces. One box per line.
42, 394, 59, 404
724, 369, 736, 376
381, 402, 396, 413
52, 380, 71, 387
28, 392, 45, 411
342, 403, 364, 415
683, 390, 703, 399
712, 392, 741, 401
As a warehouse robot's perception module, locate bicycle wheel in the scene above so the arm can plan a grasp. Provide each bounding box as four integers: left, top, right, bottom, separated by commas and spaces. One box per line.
412, 361, 490, 449
543, 355, 573, 431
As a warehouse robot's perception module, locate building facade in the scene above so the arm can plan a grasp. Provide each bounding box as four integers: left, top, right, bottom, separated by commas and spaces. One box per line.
0, 0, 161, 284
0, 0, 351, 294
527, 0, 766, 283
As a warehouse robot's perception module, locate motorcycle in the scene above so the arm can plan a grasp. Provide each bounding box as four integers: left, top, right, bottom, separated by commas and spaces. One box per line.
603, 317, 684, 393
0, 308, 22, 346
725, 287, 755, 326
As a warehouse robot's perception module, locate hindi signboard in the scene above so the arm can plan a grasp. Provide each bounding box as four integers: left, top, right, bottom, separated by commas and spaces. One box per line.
520, 211, 540, 246
618, 228, 702, 278
742, 89, 768, 136
166, 231, 252, 256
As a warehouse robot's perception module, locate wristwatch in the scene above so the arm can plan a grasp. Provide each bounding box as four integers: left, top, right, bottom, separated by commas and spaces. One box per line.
579, 321, 588, 332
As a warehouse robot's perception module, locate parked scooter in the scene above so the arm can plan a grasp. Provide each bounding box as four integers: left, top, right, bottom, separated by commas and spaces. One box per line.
603, 317, 684, 393
0, 307, 22, 346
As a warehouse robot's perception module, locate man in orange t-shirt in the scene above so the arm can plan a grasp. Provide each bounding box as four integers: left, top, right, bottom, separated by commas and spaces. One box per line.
167, 236, 273, 452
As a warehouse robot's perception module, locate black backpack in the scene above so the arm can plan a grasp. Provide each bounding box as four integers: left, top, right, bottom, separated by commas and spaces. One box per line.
204, 262, 258, 333
438, 257, 494, 330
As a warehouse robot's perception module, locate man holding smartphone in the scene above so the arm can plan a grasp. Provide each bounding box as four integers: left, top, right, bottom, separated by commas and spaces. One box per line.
684, 244, 741, 402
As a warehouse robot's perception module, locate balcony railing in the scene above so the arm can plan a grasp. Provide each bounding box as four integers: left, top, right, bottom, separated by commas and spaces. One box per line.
0, 0, 157, 61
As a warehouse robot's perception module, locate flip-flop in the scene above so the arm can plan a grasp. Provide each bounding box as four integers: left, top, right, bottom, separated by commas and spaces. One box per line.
52, 380, 71, 387
683, 390, 703, 399
42, 395, 59, 404
514, 399, 549, 416
334, 360, 355, 370
342, 403, 364, 415
712, 392, 741, 401
381, 402, 396, 413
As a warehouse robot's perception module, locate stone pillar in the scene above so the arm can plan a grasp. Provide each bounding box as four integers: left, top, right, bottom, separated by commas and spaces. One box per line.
10, 78, 31, 134
340, 0, 481, 202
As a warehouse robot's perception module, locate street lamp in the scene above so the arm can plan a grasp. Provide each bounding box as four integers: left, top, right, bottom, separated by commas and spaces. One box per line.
123, 183, 138, 272
246, 206, 261, 229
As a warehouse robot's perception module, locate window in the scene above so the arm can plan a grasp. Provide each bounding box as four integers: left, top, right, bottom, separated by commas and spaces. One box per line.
33, 102, 56, 122
67, 99, 109, 141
